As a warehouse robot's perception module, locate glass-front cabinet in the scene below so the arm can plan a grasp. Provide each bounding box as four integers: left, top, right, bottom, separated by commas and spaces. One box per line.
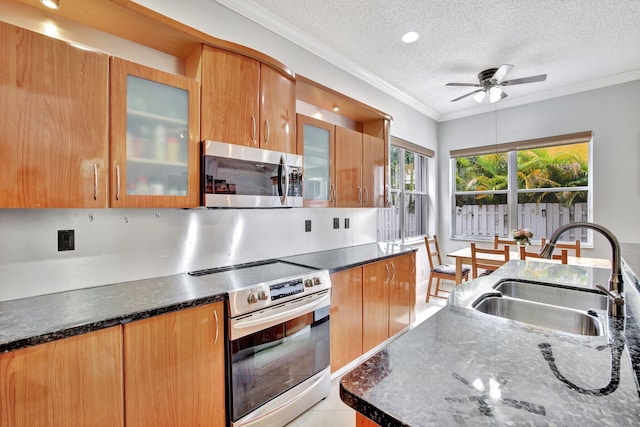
296, 114, 335, 207
110, 57, 200, 208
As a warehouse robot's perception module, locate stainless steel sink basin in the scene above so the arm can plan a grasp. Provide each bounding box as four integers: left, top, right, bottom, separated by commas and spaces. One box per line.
473, 295, 603, 336
494, 280, 608, 311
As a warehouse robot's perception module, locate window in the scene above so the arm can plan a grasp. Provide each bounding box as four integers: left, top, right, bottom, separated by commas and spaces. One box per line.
379, 138, 432, 242
451, 131, 592, 244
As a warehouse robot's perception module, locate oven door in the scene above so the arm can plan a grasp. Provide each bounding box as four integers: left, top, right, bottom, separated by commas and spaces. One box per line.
228, 296, 330, 424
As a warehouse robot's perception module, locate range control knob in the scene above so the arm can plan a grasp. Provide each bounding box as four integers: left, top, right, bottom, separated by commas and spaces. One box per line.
313, 277, 322, 286
247, 293, 257, 304
257, 290, 268, 301
304, 279, 314, 287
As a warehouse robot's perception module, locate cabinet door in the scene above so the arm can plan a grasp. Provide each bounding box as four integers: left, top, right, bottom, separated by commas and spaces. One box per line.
362, 134, 386, 207
259, 64, 296, 153
0, 327, 123, 427
110, 57, 200, 208
123, 303, 225, 427
330, 267, 363, 372
389, 253, 416, 336
199, 46, 260, 148
0, 21, 108, 208
363, 260, 389, 353
297, 114, 335, 207
335, 126, 363, 207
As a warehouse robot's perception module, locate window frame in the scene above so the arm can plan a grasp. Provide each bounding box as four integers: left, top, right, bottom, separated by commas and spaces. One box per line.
450, 131, 593, 244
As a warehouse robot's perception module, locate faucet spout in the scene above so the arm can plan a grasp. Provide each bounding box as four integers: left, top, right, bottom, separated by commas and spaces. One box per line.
539, 222, 624, 317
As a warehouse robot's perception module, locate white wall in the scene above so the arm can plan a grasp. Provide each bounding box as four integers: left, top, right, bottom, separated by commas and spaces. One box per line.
438, 80, 640, 259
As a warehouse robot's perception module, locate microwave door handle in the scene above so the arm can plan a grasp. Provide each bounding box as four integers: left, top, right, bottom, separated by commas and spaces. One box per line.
279, 155, 289, 205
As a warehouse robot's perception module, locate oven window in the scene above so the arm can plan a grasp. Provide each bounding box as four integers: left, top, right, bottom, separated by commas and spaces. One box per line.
230, 307, 330, 421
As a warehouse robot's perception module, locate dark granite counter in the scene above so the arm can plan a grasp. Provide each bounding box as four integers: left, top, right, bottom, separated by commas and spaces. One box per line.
341, 256, 640, 426
1, 242, 414, 353
281, 242, 418, 273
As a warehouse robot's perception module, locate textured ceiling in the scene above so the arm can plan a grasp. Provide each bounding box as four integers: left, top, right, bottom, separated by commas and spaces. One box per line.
217, 0, 640, 121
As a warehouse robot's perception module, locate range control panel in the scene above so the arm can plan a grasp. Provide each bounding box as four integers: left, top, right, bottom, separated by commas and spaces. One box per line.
230, 269, 331, 317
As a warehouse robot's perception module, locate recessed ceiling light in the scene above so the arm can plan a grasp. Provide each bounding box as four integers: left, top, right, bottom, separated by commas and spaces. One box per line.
41, 0, 60, 10
401, 31, 419, 43
332, 105, 340, 112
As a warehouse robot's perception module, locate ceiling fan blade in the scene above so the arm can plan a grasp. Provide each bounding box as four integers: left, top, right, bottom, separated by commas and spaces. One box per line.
502, 74, 547, 85
446, 82, 482, 87
491, 64, 514, 83
451, 89, 483, 102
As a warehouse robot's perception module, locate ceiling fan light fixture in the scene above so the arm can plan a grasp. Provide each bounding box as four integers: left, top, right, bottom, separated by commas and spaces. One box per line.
41, 0, 60, 10
473, 91, 486, 103
489, 86, 504, 103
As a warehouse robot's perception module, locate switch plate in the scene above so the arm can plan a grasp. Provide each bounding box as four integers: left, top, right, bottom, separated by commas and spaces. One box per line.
305, 220, 312, 232
344, 218, 350, 229
58, 230, 75, 251
333, 218, 339, 229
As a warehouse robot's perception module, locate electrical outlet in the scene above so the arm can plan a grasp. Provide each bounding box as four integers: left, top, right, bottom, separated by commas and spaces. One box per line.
333, 218, 339, 229
305, 220, 312, 232
344, 218, 350, 229
58, 230, 75, 251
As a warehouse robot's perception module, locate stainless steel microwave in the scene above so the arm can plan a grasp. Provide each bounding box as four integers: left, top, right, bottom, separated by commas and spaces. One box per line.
202, 140, 303, 208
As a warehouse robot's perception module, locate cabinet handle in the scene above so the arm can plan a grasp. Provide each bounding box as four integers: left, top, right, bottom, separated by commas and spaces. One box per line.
358, 186, 362, 206
115, 164, 121, 201
251, 115, 257, 144
385, 263, 390, 283
264, 119, 270, 145
364, 187, 369, 205
214, 308, 219, 344
329, 183, 335, 205
93, 163, 98, 201
391, 262, 396, 281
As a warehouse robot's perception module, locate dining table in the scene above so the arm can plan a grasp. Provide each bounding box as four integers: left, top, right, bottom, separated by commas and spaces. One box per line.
446, 246, 612, 285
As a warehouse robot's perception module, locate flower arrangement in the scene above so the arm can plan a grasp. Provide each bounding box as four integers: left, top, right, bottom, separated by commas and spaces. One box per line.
512, 228, 533, 246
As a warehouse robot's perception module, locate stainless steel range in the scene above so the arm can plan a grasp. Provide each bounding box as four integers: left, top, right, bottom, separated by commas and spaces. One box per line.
189, 260, 331, 426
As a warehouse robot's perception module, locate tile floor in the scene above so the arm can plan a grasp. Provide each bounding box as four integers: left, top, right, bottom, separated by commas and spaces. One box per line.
285, 278, 453, 426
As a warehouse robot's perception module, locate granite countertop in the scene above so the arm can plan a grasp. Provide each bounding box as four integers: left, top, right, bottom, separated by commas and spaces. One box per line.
0, 242, 414, 353
341, 251, 640, 426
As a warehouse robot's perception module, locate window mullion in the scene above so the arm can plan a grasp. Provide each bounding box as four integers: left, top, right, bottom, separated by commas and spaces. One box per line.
508, 151, 518, 232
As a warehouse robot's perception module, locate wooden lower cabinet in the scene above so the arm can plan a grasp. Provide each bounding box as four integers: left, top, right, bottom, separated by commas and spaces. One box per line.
0, 326, 124, 427
330, 253, 416, 371
356, 413, 380, 426
123, 302, 225, 427
362, 260, 390, 353
330, 268, 363, 372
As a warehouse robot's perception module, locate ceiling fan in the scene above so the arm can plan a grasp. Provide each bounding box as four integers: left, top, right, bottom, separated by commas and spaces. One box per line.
447, 64, 547, 103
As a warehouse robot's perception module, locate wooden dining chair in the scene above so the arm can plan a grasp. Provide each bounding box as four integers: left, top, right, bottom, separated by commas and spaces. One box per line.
425, 235, 470, 302
471, 243, 510, 277
540, 238, 581, 257
520, 246, 568, 263
493, 235, 514, 249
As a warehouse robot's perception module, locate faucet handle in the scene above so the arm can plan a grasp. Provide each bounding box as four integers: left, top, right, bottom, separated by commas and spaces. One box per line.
595, 284, 624, 306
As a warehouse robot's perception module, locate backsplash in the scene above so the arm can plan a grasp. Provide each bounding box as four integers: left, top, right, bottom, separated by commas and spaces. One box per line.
0, 208, 377, 302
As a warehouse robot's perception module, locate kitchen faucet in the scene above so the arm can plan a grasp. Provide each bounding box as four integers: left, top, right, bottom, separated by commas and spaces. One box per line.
539, 222, 624, 318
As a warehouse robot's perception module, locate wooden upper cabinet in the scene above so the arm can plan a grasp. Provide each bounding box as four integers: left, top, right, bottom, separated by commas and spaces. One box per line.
191, 45, 295, 153
335, 126, 363, 207
0, 326, 124, 427
109, 57, 200, 208
197, 45, 260, 148
297, 114, 336, 207
362, 133, 386, 207
259, 63, 296, 153
123, 302, 225, 427
0, 21, 109, 208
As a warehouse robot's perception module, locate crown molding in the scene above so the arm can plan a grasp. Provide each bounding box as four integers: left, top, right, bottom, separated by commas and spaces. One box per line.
214, 0, 441, 121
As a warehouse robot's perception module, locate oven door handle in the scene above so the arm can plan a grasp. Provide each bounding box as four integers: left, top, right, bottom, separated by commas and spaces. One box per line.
233, 293, 330, 330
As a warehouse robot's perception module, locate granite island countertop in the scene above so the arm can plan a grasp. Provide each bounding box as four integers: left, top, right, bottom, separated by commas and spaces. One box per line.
340, 254, 640, 426
0, 242, 415, 353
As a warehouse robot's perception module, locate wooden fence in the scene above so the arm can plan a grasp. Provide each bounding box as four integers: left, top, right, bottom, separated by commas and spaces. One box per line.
454, 202, 588, 242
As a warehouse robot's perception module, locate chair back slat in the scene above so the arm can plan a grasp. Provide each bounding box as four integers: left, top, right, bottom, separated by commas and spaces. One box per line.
520, 246, 568, 264
493, 235, 514, 249
540, 238, 581, 257
471, 243, 510, 277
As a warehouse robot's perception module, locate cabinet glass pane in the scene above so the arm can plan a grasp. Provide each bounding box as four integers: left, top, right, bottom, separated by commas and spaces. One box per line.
125, 75, 189, 196
302, 124, 330, 200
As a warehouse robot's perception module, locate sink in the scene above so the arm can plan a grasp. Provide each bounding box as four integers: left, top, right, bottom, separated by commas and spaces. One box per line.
473, 295, 603, 336
494, 279, 608, 311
